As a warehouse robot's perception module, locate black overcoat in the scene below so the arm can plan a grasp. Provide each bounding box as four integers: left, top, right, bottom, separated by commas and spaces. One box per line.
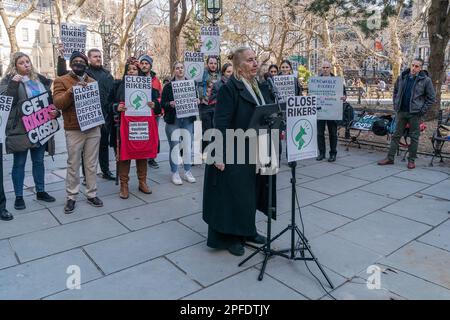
202, 75, 276, 236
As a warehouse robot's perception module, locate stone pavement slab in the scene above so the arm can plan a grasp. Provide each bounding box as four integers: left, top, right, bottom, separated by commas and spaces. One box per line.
0, 209, 59, 240
166, 242, 259, 287
10, 215, 129, 262
0, 249, 102, 300
299, 162, 352, 179
418, 220, 450, 252
112, 193, 202, 230
276, 187, 329, 215
0, 240, 17, 270
302, 174, 370, 196
49, 193, 145, 224
301, 205, 353, 232
343, 164, 405, 182
45, 258, 201, 300
380, 241, 450, 290
179, 212, 208, 238
421, 179, 450, 200
313, 189, 396, 220
84, 221, 204, 274
360, 176, 429, 200
332, 154, 378, 168
356, 264, 450, 300
323, 279, 405, 300
6, 197, 46, 216
264, 258, 346, 300
184, 268, 306, 300
308, 234, 383, 279
331, 211, 431, 255
394, 168, 449, 185
382, 195, 450, 226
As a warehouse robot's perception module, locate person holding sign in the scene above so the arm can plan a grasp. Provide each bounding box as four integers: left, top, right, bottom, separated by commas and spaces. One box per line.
53, 51, 104, 214
202, 47, 275, 257
1, 52, 59, 211
162, 62, 198, 186
113, 57, 160, 198
315, 61, 346, 162
279, 60, 302, 96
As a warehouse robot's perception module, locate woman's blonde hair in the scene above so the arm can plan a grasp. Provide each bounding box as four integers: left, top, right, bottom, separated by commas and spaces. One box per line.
172, 61, 184, 75
228, 47, 253, 80
5, 52, 38, 80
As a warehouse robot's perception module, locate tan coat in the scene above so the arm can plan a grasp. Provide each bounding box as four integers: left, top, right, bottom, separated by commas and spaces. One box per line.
53, 72, 95, 130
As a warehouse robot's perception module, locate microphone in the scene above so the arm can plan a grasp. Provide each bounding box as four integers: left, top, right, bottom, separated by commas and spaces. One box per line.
267, 76, 280, 98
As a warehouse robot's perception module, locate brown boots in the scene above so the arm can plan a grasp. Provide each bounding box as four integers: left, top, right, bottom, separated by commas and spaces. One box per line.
136, 159, 152, 194
119, 161, 130, 199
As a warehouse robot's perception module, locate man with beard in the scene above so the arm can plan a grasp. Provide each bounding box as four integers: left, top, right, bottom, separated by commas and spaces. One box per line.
53, 51, 104, 214
57, 46, 115, 181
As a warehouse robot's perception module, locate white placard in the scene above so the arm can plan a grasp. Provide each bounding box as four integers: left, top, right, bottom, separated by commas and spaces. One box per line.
124, 76, 152, 116
200, 26, 220, 55
129, 122, 149, 140
286, 95, 318, 162
73, 82, 105, 131
0, 95, 13, 143
184, 52, 205, 82
273, 75, 296, 102
60, 23, 87, 60
172, 80, 199, 118
308, 76, 344, 120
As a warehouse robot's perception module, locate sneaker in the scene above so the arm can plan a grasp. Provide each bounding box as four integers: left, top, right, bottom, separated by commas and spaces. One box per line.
148, 159, 159, 169
64, 199, 76, 214
14, 197, 26, 210
87, 197, 103, 207
171, 172, 183, 185
182, 171, 196, 183
36, 192, 56, 202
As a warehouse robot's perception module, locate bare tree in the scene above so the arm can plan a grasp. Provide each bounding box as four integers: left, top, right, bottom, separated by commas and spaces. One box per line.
0, 0, 39, 54
169, 0, 193, 66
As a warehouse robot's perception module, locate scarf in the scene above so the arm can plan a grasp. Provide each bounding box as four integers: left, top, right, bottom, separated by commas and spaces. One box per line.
241, 78, 266, 106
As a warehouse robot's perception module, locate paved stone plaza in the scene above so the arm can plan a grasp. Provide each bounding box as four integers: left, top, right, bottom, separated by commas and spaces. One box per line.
1, 121, 450, 300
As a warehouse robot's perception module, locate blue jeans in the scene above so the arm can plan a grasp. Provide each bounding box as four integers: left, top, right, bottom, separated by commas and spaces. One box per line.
12, 144, 46, 197
165, 118, 194, 173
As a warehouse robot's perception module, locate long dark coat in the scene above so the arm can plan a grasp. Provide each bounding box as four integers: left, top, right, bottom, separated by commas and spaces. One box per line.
202, 75, 276, 237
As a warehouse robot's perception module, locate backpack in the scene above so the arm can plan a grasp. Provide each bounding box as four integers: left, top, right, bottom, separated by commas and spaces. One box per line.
337, 102, 354, 127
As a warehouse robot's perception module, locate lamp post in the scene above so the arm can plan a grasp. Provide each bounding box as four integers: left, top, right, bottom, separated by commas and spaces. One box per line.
205, 0, 222, 26
99, 18, 111, 71
49, 0, 58, 77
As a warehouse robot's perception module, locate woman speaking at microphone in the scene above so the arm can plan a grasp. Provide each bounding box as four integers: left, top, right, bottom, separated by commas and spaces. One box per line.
202, 47, 276, 256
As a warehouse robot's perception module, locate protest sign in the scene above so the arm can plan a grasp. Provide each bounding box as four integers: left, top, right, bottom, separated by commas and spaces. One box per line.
200, 26, 220, 55
172, 80, 199, 118
0, 95, 13, 143
124, 76, 152, 116
286, 95, 318, 162
273, 75, 296, 102
60, 23, 87, 60
308, 76, 344, 120
73, 82, 105, 131
184, 52, 205, 82
128, 122, 149, 141
20, 91, 60, 145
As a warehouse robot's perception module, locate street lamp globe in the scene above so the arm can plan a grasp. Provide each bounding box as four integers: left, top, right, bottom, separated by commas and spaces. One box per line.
99, 21, 111, 36
205, 0, 221, 15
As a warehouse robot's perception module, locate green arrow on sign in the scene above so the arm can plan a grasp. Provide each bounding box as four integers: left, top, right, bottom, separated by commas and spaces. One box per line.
295, 126, 306, 150
206, 39, 213, 51
132, 95, 143, 110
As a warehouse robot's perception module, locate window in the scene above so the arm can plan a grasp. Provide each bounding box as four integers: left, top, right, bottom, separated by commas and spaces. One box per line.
22, 28, 29, 42
35, 30, 40, 44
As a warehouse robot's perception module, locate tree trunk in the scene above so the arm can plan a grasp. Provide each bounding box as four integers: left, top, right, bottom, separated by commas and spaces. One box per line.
426, 0, 450, 120
322, 18, 342, 76
6, 26, 19, 53
169, 0, 180, 67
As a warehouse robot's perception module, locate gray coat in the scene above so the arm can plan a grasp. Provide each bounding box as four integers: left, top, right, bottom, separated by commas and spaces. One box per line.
393, 69, 436, 114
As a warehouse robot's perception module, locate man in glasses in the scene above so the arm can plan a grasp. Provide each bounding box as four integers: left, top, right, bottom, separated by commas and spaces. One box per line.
378, 58, 435, 169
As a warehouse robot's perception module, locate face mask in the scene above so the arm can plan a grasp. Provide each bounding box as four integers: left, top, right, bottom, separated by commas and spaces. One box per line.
71, 63, 86, 76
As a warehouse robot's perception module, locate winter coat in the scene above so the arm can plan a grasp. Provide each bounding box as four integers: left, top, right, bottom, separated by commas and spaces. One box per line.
0, 74, 57, 155
393, 69, 436, 114
202, 75, 277, 236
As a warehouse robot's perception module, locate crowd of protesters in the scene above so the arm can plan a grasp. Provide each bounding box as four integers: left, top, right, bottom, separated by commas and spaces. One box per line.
0, 46, 436, 259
